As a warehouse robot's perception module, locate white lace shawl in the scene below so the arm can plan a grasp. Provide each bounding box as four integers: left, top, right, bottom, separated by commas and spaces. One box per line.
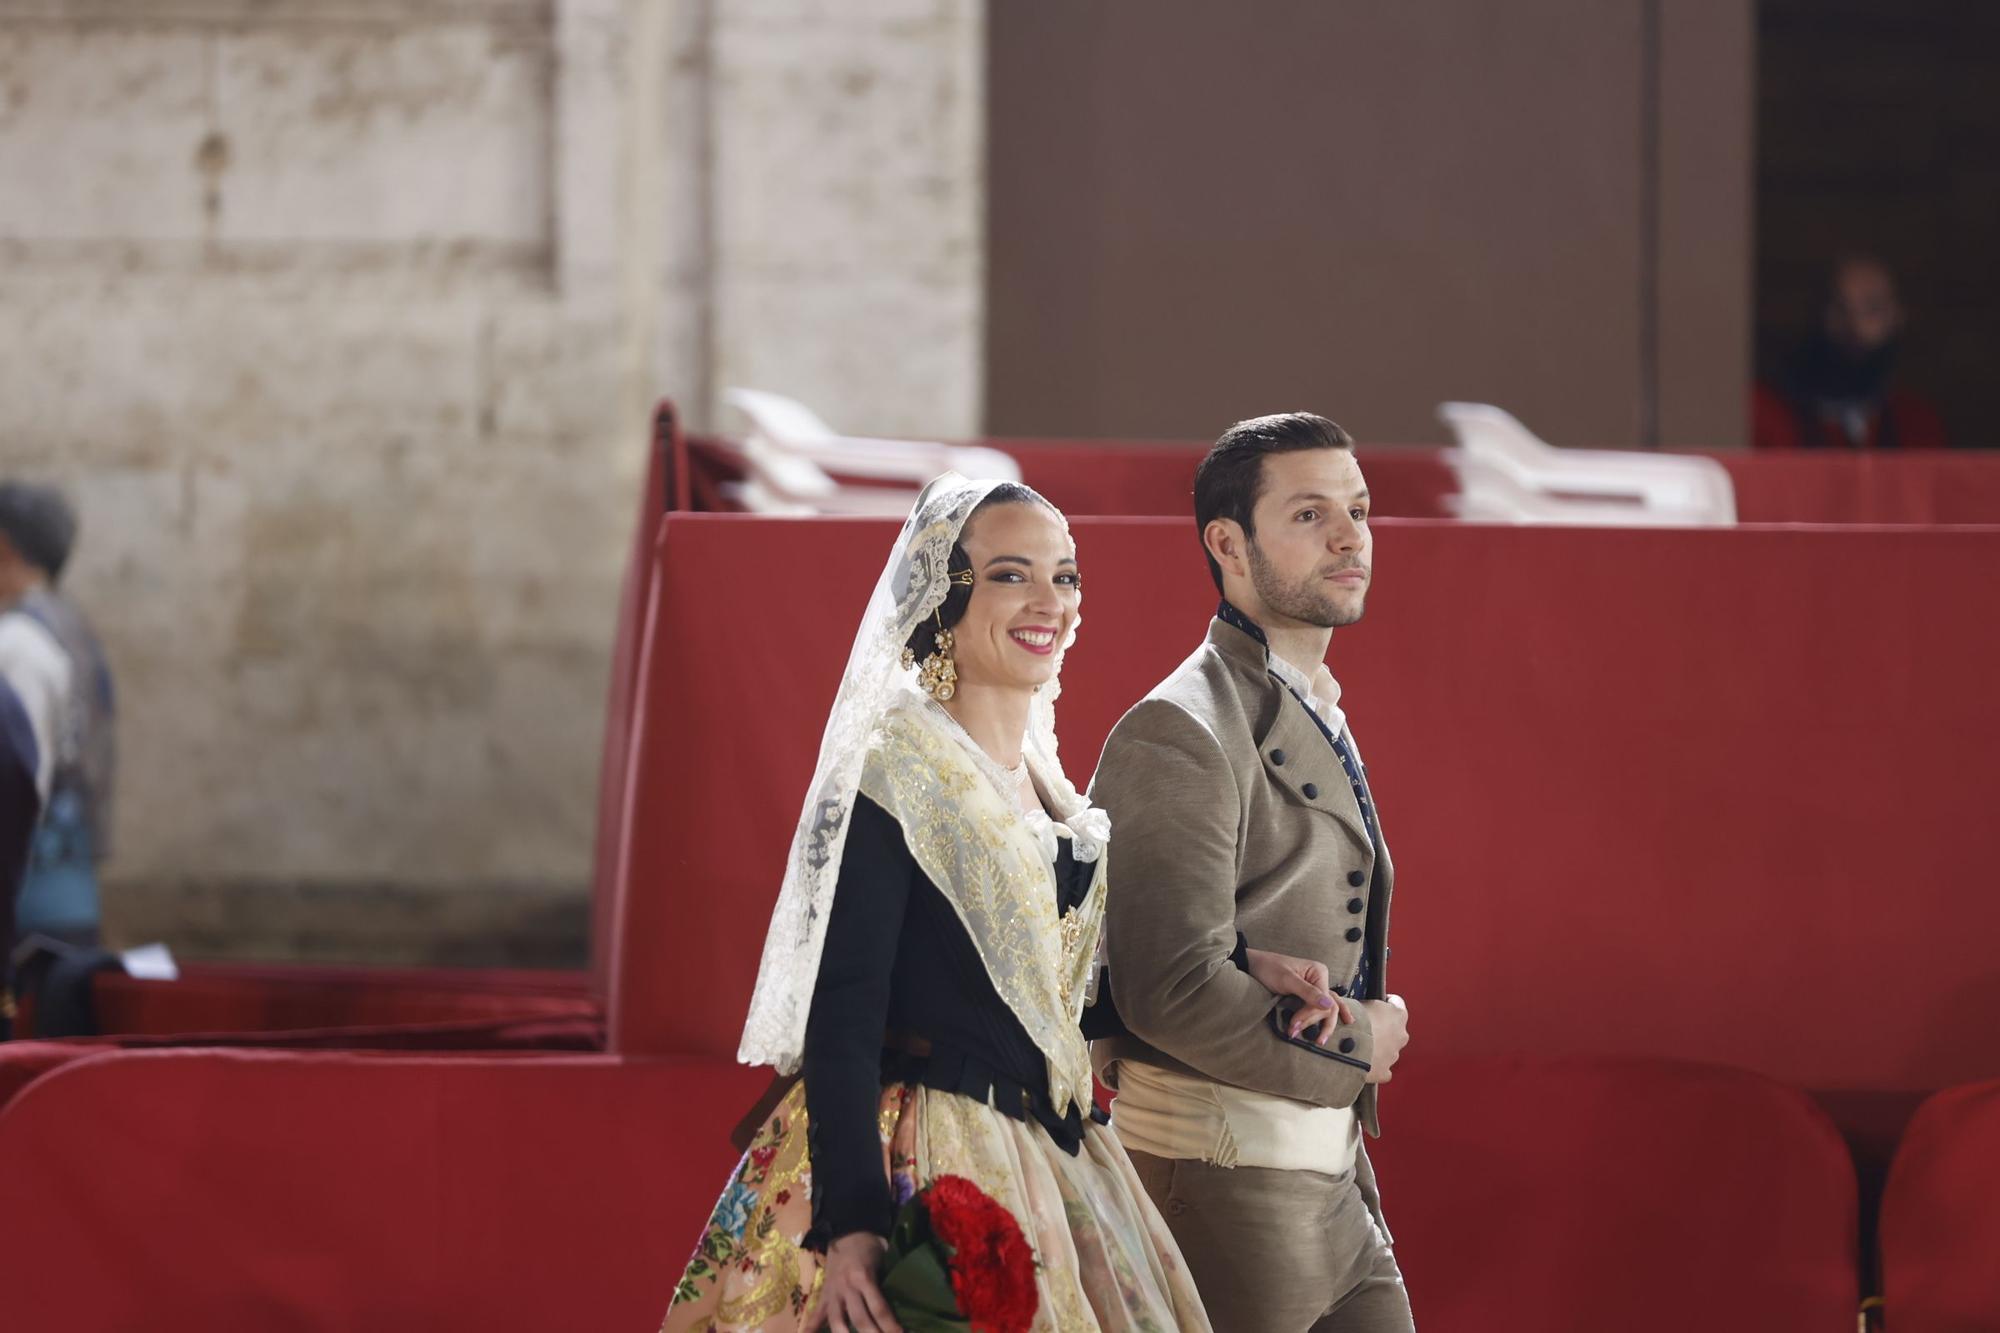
737, 474, 1097, 1077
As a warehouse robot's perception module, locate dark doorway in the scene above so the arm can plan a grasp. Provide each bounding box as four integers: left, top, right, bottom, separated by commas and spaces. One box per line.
1757, 0, 2000, 448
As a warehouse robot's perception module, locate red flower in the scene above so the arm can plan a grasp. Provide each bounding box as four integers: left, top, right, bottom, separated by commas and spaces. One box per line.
749, 1145, 778, 1171
923, 1175, 1038, 1333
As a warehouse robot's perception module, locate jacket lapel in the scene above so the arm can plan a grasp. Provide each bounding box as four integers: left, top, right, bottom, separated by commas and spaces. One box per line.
1208, 617, 1376, 858
1257, 694, 1373, 858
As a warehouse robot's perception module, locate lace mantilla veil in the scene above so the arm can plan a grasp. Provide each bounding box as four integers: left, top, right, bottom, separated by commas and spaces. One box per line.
737, 473, 1093, 1074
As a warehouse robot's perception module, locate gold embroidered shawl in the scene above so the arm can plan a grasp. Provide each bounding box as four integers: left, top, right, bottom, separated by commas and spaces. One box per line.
857, 697, 1106, 1120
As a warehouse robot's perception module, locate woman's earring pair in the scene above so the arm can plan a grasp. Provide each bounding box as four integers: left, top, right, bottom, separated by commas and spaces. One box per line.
902, 627, 958, 701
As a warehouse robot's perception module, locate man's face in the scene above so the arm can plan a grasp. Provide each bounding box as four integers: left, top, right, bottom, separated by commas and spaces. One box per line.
1825, 259, 1903, 356
1243, 449, 1373, 629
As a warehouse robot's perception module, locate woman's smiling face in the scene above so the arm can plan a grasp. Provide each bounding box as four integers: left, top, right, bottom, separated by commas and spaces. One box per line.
948, 500, 1081, 694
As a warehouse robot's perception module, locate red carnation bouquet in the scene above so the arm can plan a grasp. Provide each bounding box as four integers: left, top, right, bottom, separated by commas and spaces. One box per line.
879, 1174, 1039, 1333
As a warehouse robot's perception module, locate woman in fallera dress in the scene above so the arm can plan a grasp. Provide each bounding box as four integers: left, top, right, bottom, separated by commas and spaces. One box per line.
661, 476, 1336, 1333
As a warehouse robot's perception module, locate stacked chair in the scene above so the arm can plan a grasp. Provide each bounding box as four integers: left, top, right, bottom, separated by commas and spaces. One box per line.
1438, 401, 1738, 525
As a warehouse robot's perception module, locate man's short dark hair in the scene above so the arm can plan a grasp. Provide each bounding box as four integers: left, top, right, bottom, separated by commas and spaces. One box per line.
0, 482, 78, 582
1192, 412, 1354, 592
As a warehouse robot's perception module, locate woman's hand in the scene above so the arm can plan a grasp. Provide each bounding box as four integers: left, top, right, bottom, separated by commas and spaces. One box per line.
804, 1232, 904, 1333
1244, 948, 1353, 1045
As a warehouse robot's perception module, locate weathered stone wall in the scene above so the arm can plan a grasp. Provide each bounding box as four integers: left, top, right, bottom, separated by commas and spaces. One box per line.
0, 0, 983, 964
705, 0, 984, 437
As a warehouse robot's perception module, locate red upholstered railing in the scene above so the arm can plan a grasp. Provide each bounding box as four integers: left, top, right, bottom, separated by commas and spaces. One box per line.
0, 1050, 769, 1329
1879, 1078, 2000, 1330
1710, 449, 2000, 526
89, 963, 596, 1037
605, 512, 2000, 1106
1, 964, 604, 1114
1369, 1056, 1857, 1331
12, 415, 1998, 1325
590, 402, 681, 999
0, 1049, 1858, 1332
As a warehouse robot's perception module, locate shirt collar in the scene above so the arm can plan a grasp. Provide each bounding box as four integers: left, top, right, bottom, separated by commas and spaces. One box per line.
1215, 598, 1268, 648
1216, 600, 1347, 736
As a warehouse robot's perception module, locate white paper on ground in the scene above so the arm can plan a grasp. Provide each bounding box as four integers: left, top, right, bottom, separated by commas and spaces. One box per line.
118, 942, 179, 981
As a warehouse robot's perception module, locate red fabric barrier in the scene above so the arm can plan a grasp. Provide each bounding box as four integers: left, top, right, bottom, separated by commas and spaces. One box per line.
0, 1049, 766, 1330
84, 962, 596, 1039
607, 515, 2000, 1103
592, 402, 679, 997
1369, 1056, 1857, 1329
6, 963, 599, 1115
0, 1047, 1854, 1331
1714, 450, 2000, 526
0, 1042, 84, 1114
0, 1017, 604, 1114
1879, 1079, 2000, 1330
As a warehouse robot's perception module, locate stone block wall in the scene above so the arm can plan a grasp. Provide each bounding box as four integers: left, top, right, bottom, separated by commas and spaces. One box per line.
0, 0, 983, 964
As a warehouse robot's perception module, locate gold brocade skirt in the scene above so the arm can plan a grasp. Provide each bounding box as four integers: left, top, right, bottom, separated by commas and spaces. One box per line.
660, 1081, 1211, 1333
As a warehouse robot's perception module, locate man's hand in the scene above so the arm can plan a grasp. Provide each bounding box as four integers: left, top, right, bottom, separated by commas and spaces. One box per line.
1244, 948, 1354, 1045
1359, 994, 1410, 1083
804, 1232, 903, 1333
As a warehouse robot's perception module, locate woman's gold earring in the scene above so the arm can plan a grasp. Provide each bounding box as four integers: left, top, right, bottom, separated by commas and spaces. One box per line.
916, 626, 957, 701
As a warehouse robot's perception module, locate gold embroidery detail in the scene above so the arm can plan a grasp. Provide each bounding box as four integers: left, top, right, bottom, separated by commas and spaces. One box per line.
664, 1079, 1206, 1332
857, 698, 1104, 1120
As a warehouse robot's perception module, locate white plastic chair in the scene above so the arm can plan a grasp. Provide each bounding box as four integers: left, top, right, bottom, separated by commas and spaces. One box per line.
721, 389, 1021, 515
1438, 402, 1736, 526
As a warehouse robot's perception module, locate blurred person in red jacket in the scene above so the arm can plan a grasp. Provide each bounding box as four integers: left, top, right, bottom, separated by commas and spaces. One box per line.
1752, 254, 1949, 451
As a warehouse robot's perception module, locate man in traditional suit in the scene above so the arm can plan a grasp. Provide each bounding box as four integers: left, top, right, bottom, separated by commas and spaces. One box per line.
1091, 412, 1414, 1331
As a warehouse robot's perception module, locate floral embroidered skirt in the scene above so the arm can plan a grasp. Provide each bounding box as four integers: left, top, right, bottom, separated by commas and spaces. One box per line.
661, 1081, 1211, 1332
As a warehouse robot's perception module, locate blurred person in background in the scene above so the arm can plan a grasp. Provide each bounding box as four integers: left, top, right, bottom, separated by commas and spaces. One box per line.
0, 677, 42, 1038
1753, 254, 1949, 451
0, 482, 117, 953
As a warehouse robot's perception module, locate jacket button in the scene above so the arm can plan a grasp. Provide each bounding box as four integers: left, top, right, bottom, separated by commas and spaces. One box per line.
1347, 897, 1364, 914
1302, 783, 1319, 799
1347, 870, 1365, 887
1271, 749, 1286, 766
1345, 927, 1363, 942
1339, 1037, 1357, 1054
